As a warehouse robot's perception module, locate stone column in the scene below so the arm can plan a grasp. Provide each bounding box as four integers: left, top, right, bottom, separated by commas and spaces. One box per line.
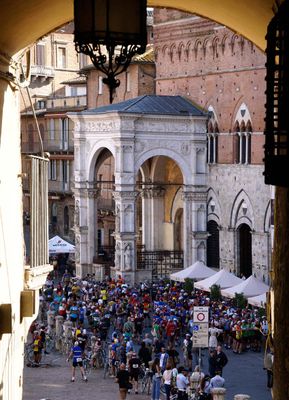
74, 183, 100, 277
182, 189, 208, 266
151, 186, 166, 250
113, 190, 137, 285
182, 189, 193, 267
141, 187, 153, 250
55, 315, 64, 350
87, 185, 100, 267
73, 182, 88, 277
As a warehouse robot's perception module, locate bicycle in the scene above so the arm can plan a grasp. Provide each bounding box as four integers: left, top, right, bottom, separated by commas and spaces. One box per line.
82, 355, 92, 376
92, 348, 106, 368
24, 343, 34, 365
141, 368, 153, 395
103, 358, 120, 379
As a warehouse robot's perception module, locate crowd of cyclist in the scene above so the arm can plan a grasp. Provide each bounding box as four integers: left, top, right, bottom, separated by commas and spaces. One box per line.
30, 269, 269, 400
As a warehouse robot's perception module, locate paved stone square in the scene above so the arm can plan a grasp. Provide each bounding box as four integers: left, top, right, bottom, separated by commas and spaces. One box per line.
23, 348, 272, 400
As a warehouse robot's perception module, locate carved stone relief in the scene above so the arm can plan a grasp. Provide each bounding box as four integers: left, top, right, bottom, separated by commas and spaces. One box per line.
124, 242, 132, 271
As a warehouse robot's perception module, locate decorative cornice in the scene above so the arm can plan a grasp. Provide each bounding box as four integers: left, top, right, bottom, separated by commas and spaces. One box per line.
113, 191, 138, 201
182, 191, 207, 201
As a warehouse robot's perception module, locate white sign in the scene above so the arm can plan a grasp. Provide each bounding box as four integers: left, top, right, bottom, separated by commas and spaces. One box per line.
192, 322, 209, 347
193, 306, 209, 323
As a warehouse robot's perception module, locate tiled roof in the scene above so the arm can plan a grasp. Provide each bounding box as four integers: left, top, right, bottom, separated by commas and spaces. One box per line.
61, 76, 87, 85
82, 95, 205, 117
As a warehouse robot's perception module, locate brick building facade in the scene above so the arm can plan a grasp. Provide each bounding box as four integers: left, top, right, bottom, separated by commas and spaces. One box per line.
153, 9, 272, 281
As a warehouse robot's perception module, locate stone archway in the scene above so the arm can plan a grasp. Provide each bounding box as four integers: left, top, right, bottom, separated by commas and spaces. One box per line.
207, 220, 219, 269
237, 223, 252, 278
70, 95, 207, 282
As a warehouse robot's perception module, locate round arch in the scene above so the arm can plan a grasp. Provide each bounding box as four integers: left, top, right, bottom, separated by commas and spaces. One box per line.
135, 148, 191, 185
87, 141, 116, 182
237, 223, 252, 278
2, 1, 273, 59
207, 220, 220, 269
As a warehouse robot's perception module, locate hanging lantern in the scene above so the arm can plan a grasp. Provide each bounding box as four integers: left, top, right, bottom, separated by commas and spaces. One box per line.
74, 0, 147, 103
264, 0, 289, 187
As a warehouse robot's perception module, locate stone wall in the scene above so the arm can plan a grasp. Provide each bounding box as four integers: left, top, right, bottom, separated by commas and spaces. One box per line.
208, 164, 271, 281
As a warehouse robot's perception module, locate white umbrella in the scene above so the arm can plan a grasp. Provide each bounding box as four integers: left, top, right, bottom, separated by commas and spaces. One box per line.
221, 275, 269, 299
49, 235, 75, 254
194, 269, 243, 292
247, 292, 267, 308
170, 260, 215, 282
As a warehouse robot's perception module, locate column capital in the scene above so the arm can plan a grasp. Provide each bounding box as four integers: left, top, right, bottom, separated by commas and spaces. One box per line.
87, 188, 101, 199
113, 191, 138, 201
140, 186, 166, 199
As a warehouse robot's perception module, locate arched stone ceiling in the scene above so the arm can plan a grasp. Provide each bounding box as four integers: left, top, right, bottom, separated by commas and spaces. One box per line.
0, 0, 275, 58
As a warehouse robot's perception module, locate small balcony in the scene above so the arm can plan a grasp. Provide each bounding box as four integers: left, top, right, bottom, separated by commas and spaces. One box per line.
21, 141, 42, 154
46, 95, 87, 110
30, 65, 55, 82
49, 179, 73, 194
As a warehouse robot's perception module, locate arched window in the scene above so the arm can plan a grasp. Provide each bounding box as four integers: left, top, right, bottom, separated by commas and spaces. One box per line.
234, 121, 240, 163
50, 202, 58, 233
64, 206, 69, 235
234, 119, 252, 164
207, 220, 220, 268
207, 108, 219, 164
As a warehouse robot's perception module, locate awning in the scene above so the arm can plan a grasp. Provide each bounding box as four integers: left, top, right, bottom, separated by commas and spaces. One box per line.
49, 235, 75, 254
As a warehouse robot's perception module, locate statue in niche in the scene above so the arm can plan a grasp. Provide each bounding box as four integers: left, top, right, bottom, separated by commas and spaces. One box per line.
74, 200, 80, 228
75, 235, 80, 263
124, 204, 133, 230
115, 204, 121, 233
115, 242, 121, 270
124, 243, 132, 271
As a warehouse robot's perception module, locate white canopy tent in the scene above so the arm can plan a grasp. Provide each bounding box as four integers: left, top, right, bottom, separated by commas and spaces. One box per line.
247, 292, 267, 308
221, 275, 269, 299
170, 260, 215, 282
194, 269, 243, 292
49, 235, 75, 254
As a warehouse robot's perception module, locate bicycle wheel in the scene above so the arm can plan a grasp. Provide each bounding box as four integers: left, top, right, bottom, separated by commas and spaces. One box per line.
25, 345, 34, 364
83, 359, 91, 376
45, 336, 54, 353
160, 383, 166, 395
97, 352, 105, 368
141, 375, 149, 393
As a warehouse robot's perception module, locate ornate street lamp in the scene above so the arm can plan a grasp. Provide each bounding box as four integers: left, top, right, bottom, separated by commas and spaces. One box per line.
74, 0, 147, 103
264, 0, 289, 187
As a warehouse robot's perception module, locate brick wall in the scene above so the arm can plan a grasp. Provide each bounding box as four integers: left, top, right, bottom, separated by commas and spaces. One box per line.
154, 9, 266, 165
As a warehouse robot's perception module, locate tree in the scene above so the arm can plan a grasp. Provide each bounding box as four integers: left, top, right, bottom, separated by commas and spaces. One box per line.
233, 292, 247, 309
210, 284, 222, 301
184, 278, 194, 295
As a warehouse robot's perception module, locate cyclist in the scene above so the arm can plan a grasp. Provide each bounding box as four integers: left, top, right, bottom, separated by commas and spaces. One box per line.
128, 351, 141, 394
67, 341, 87, 382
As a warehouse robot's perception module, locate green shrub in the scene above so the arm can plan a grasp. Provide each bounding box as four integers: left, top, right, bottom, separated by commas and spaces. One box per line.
210, 284, 222, 301
184, 278, 194, 294
233, 292, 248, 308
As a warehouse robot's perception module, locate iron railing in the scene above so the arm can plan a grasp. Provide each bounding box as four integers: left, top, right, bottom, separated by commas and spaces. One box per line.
137, 250, 183, 279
